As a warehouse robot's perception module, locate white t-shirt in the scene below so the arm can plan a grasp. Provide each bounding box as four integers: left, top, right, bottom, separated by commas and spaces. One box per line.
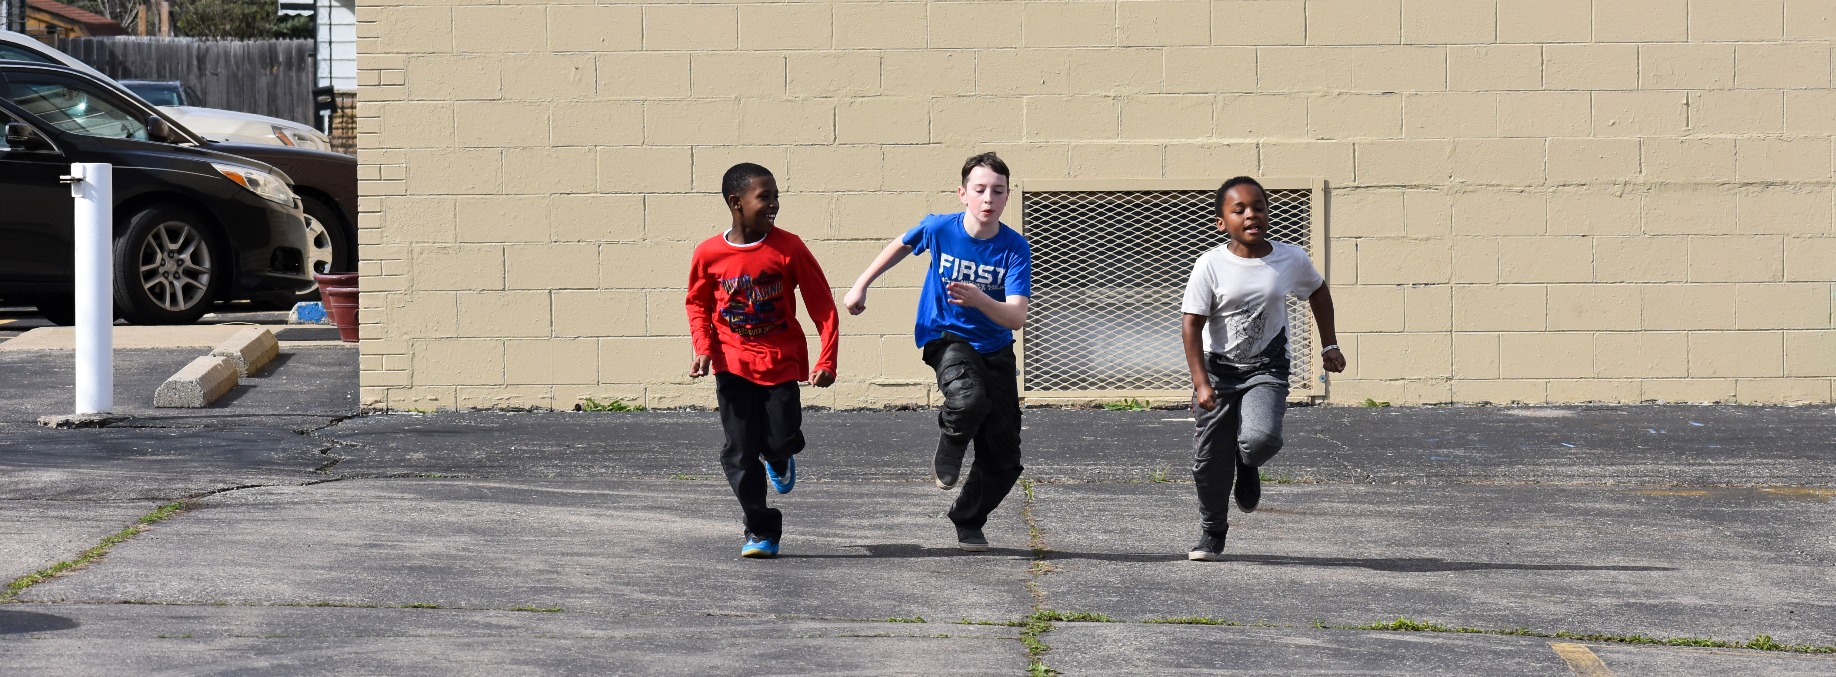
1180, 241, 1324, 367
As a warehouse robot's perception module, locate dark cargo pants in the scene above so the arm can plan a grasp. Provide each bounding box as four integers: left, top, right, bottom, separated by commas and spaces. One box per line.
923, 335, 1023, 532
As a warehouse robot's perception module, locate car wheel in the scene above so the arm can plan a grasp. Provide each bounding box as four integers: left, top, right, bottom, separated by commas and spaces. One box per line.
272, 195, 352, 308
113, 204, 226, 325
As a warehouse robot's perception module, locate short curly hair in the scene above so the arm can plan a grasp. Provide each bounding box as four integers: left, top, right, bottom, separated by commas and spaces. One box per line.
1213, 176, 1265, 218
721, 163, 774, 202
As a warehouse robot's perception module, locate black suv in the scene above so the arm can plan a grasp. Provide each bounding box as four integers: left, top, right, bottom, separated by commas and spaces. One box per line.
0, 63, 314, 324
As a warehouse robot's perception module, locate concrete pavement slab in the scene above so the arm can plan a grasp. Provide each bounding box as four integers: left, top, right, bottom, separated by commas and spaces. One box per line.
0, 604, 1024, 676
0, 346, 357, 429
1029, 483, 1836, 645
0, 426, 332, 500
23, 479, 1037, 622
0, 500, 161, 584
320, 406, 1836, 485
1041, 622, 1836, 676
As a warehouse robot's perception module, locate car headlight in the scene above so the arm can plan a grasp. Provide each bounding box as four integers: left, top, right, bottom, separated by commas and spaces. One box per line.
212, 162, 295, 206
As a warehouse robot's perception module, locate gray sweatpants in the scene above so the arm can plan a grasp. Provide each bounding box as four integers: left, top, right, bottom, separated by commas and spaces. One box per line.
1191, 332, 1290, 534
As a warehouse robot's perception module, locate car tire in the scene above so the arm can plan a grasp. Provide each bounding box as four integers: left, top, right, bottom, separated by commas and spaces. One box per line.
263, 194, 352, 309
113, 204, 227, 325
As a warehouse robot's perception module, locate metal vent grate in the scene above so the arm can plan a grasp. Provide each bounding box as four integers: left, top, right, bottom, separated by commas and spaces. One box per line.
1022, 187, 1317, 393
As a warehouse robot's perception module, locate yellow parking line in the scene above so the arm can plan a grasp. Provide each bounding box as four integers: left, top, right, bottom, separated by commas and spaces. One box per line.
1550, 642, 1615, 677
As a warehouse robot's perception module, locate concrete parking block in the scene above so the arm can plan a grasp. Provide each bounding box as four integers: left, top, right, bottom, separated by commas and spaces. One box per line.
0, 326, 248, 351
21, 479, 1038, 622
1027, 482, 1836, 646
0, 604, 1025, 676
153, 356, 239, 408
209, 327, 279, 377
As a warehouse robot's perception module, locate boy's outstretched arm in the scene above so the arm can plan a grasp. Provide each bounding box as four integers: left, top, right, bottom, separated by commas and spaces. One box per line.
794, 245, 840, 388
1308, 284, 1345, 373
1182, 313, 1216, 411
685, 255, 717, 379
843, 240, 913, 315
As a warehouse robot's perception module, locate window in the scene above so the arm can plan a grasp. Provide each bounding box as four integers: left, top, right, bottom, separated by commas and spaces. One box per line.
1018, 180, 1326, 397
3, 79, 148, 141
0, 43, 58, 65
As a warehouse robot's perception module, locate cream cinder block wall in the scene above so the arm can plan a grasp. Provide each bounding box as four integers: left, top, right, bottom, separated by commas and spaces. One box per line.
356, 0, 1836, 410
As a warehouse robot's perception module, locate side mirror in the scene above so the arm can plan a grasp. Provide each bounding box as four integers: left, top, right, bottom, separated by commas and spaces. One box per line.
4, 122, 50, 151
147, 116, 177, 144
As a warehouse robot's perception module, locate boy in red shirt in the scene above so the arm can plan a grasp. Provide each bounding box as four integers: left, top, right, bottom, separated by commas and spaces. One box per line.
686, 163, 839, 559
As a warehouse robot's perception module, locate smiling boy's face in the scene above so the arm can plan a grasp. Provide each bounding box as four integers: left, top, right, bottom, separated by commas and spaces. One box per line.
728, 175, 780, 231
1216, 183, 1268, 246
958, 166, 1010, 227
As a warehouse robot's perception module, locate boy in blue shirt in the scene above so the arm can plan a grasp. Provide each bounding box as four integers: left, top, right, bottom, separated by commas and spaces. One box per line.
843, 152, 1032, 552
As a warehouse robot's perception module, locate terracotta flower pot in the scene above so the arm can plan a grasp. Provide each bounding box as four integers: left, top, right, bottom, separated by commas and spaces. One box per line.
320, 286, 360, 343
312, 272, 359, 289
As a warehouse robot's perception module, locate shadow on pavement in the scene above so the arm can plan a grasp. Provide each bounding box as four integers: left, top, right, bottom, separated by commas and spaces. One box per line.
0, 610, 81, 634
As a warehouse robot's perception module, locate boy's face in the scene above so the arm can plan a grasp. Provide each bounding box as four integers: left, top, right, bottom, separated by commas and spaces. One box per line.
728, 175, 780, 230
958, 166, 1010, 226
1216, 184, 1268, 246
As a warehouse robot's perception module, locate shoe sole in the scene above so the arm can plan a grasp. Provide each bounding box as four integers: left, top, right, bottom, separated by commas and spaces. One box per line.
935, 477, 956, 490
958, 542, 989, 552
1187, 551, 1224, 561
741, 549, 776, 559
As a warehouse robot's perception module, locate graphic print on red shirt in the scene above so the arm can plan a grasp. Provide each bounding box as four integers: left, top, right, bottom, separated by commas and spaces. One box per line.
686, 228, 839, 386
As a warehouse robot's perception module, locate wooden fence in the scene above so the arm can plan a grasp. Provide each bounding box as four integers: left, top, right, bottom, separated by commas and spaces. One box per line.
53, 37, 314, 125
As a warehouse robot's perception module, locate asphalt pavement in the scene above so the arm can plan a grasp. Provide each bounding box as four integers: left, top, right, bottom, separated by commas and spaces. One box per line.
2, 340, 1833, 675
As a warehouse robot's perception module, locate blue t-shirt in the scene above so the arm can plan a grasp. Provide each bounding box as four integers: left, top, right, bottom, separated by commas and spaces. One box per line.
901, 213, 1033, 352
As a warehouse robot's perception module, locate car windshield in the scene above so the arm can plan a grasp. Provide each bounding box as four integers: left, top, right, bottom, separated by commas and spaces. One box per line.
123, 82, 184, 107
4, 81, 148, 141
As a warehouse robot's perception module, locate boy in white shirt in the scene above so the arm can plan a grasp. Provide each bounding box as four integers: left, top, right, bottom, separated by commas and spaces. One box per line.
1180, 176, 1347, 561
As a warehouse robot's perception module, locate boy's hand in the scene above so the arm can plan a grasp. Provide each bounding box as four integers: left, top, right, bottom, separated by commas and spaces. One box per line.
945, 281, 992, 308
809, 369, 835, 388
1194, 383, 1218, 412
843, 287, 867, 315
1322, 348, 1346, 373
689, 354, 711, 378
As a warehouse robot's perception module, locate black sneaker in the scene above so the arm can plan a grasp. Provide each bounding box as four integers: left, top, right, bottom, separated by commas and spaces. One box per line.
956, 527, 989, 552
1235, 461, 1261, 513
1188, 529, 1227, 561
934, 438, 967, 489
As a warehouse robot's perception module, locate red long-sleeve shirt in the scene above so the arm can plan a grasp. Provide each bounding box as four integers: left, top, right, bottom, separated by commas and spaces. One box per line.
686, 228, 839, 386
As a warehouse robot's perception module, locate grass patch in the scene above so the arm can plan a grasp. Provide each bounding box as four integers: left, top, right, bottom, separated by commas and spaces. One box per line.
577, 397, 645, 413
1360, 398, 1391, 408
1101, 398, 1151, 411
1033, 610, 1117, 623
1146, 463, 1172, 484
3, 501, 188, 603
511, 606, 563, 613
1339, 617, 1836, 655
156, 633, 194, 639
1021, 612, 1058, 677
1258, 469, 1307, 484
884, 616, 926, 623
956, 618, 1027, 627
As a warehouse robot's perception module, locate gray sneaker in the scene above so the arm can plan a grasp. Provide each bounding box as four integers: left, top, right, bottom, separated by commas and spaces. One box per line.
956, 527, 989, 552
1188, 529, 1227, 561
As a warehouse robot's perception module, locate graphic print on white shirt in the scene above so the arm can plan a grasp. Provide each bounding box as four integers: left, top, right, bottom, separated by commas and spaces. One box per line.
1180, 241, 1324, 368
936, 252, 1007, 291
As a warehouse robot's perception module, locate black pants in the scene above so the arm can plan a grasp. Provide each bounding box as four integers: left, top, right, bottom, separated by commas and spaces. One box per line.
714, 372, 804, 541
1192, 332, 1290, 534
923, 335, 1023, 531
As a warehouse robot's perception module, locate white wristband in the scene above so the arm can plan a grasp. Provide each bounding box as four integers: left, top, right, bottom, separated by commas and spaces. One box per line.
1321, 344, 1341, 355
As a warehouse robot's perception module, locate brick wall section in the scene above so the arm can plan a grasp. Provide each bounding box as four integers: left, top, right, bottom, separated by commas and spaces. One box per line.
356, 0, 1836, 410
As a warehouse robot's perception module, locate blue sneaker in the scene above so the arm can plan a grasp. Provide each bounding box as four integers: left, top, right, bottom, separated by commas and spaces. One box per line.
741, 535, 779, 558
765, 456, 796, 494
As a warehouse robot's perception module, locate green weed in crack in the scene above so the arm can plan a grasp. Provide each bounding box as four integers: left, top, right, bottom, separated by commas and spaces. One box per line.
1147, 463, 1172, 484
2, 501, 189, 602
511, 606, 564, 613
884, 616, 927, 623
1336, 617, 1836, 654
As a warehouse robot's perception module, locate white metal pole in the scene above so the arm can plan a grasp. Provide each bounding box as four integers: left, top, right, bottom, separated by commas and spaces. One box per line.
71, 162, 113, 415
